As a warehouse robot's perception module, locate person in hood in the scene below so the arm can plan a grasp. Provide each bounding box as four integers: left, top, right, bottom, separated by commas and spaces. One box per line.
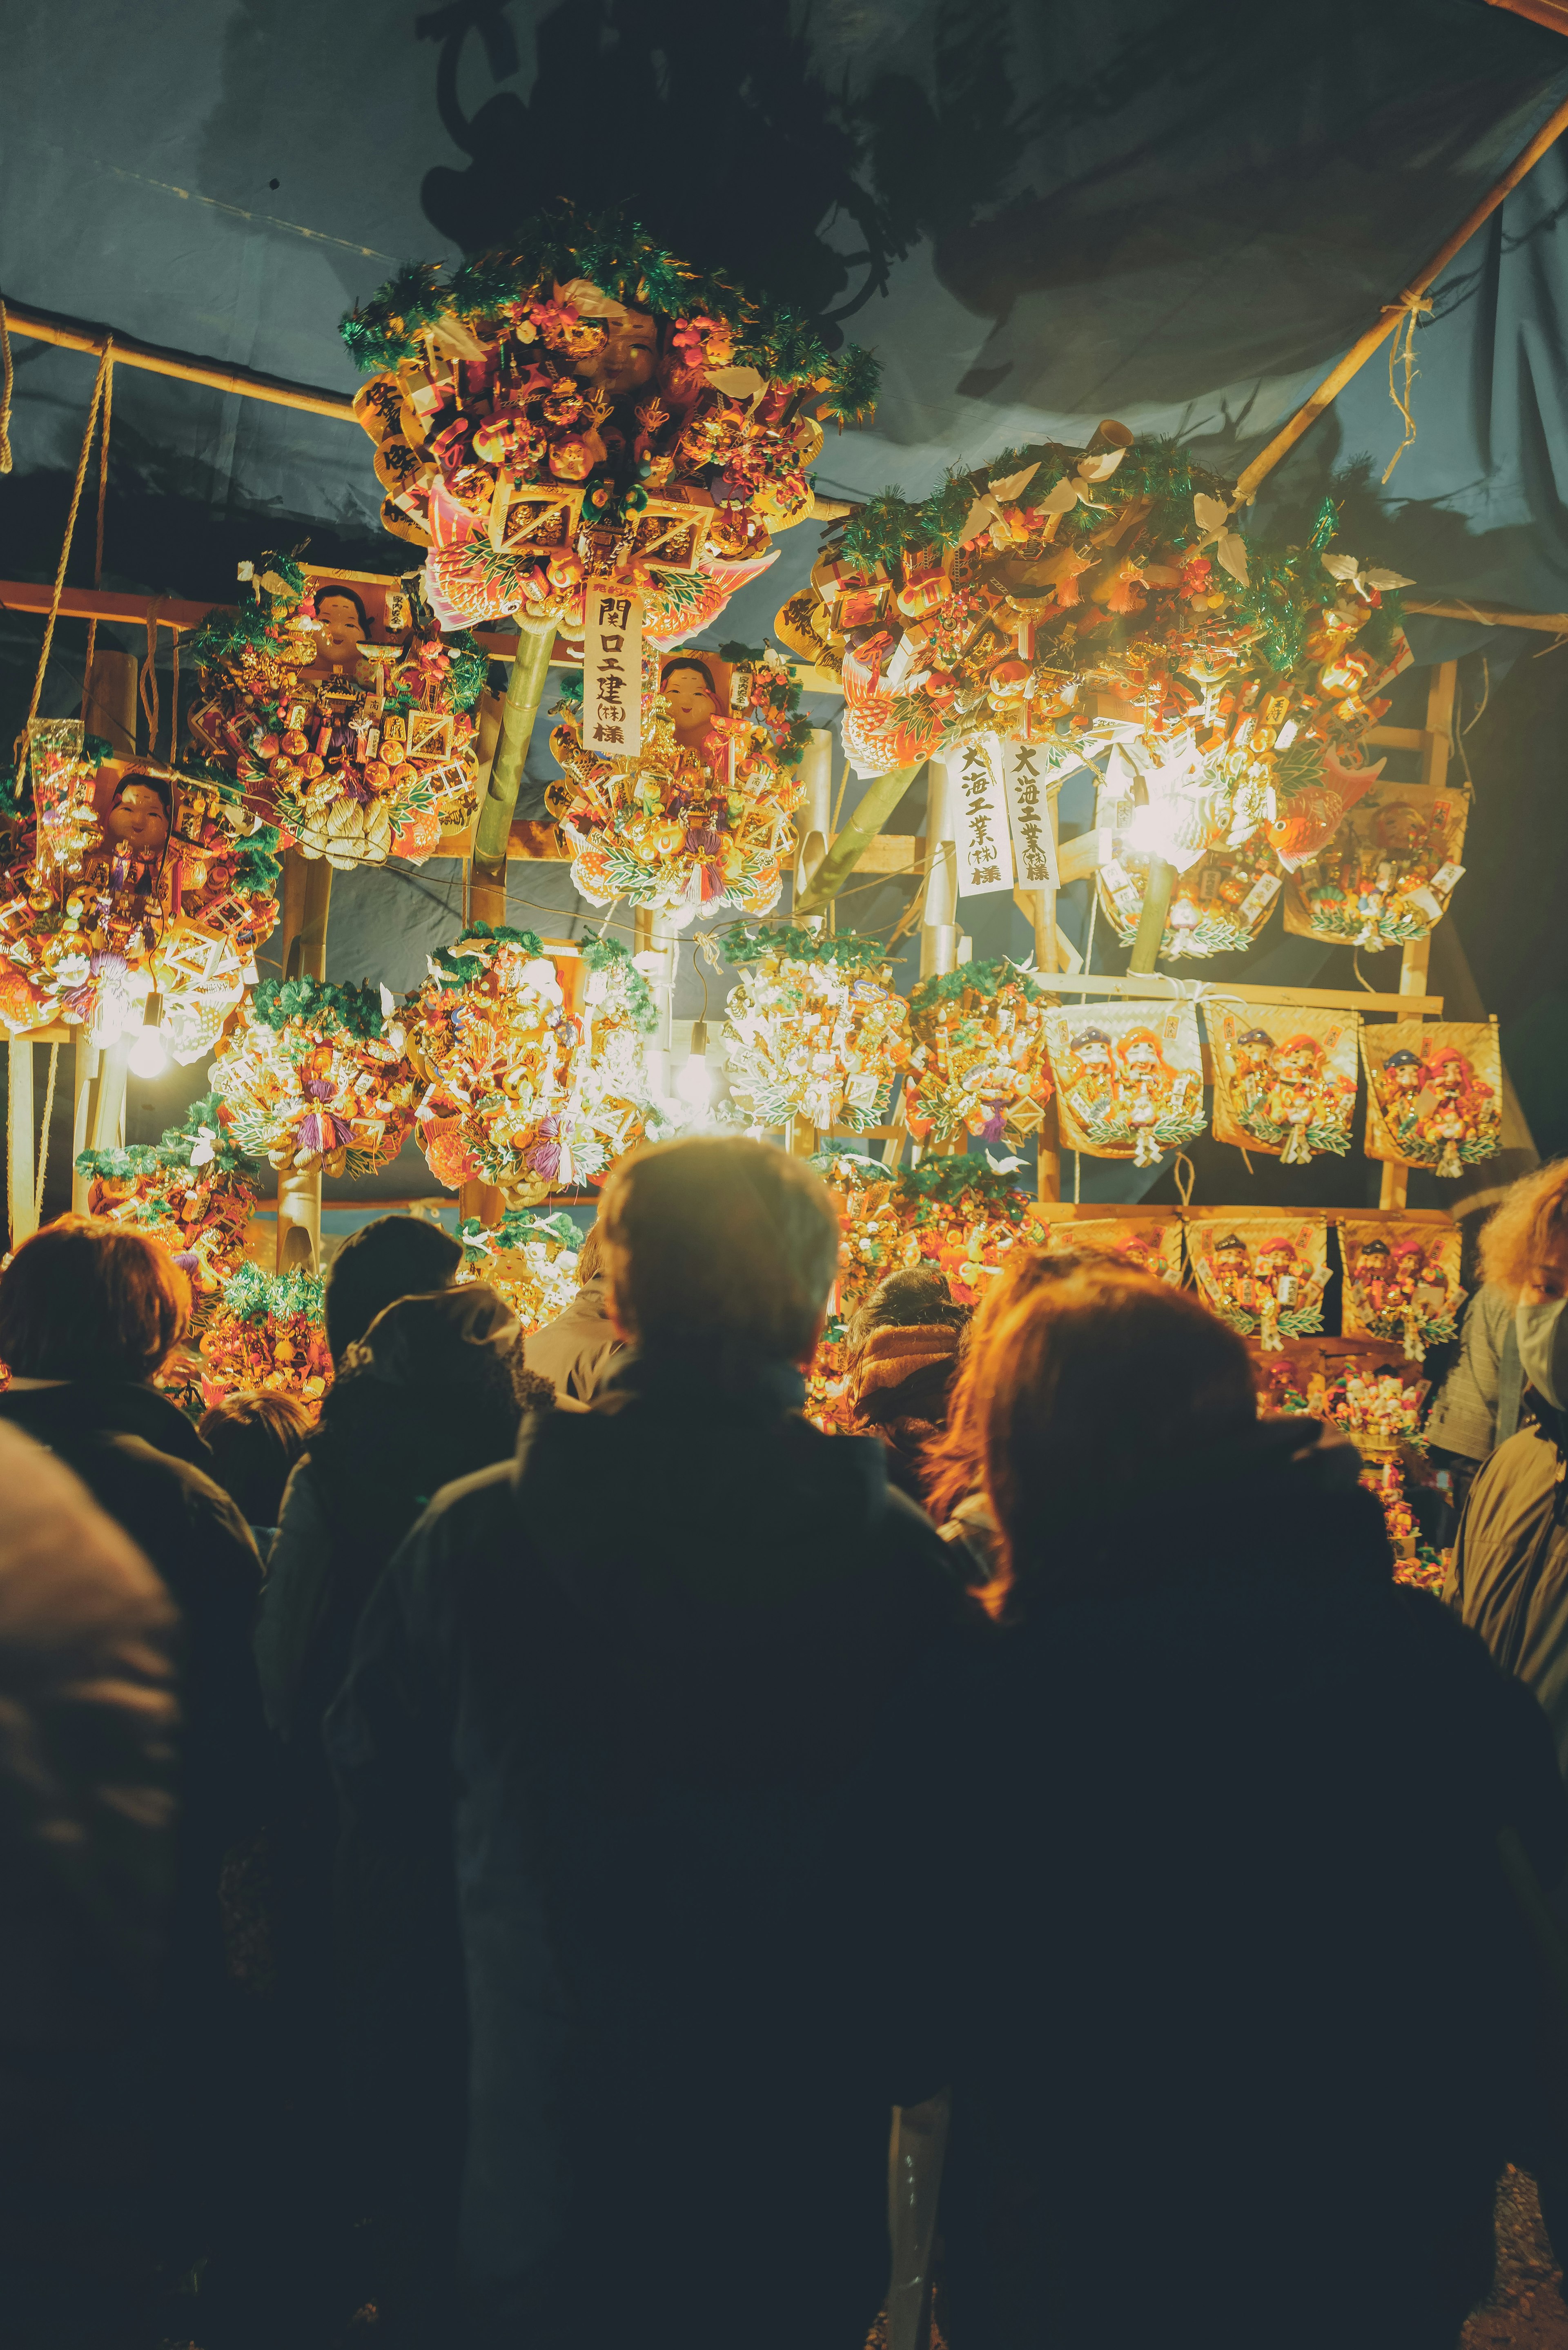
199, 1389, 313, 1553
843, 1264, 967, 1501
323, 1209, 463, 1367
0, 1423, 178, 2348
0, 1217, 272, 2272
1447, 1162, 1568, 1789
327, 1136, 983, 2349
523, 1219, 625, 1400
917, 1262, 1568, 2350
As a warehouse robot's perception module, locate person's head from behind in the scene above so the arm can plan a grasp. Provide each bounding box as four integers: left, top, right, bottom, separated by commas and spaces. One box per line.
983, 1266, 1256, 1602
0, 1216, 189, 1383
597, 1136, 837, 1370
324, 1213, 463, 1363
1480, 1160, 1568, 1302
197, 1391, 313, 1531
922, 1243, 1091, 1528
844, 1265, 966, 1363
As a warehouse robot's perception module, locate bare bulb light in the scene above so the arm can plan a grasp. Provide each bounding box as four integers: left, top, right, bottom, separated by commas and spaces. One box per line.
676, 1019, 713, 1106
127, 994, 169, 1079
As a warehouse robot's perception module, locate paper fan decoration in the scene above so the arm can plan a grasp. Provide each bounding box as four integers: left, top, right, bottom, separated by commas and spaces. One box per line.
198, 1264, 332, 1417
547, 650, 810, 918
186, 553, 486, 870
1205, 1003, 1359, 1165
1340, 1219, 1463, 1362
1187, 1215, 1331, 1353
399, 923, 589, 1202
1361, 1019, 1502, 1180
576, 937, 655, 1180
1044, 1000, 1206, 1168
341, 210, 875, 641
75, 1094, 262, 1323
721, 926, 912, 1135
211, 977, 417, 1175
457, 1207, 582, 1332
904, 960, 1053, 1148
1283, 781, 1467, 951
785, 437, 1410, 898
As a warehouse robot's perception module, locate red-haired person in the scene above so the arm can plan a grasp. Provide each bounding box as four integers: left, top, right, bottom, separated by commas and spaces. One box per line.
0, 1217, 272, 2262
922, 1264, 1567, 2350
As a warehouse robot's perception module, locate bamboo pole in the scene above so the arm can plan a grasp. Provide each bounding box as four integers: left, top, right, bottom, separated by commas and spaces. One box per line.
1235, 89, 1568, 502
276, 853, 332, 1275
919, 760, 959, 980
4, 299, 356, 422
1378, 662, 1455, 1210
1127, 858, 1176, 975
8, 1041, 36, 1249
471, 624, 555, 929
796, 763, 923, 918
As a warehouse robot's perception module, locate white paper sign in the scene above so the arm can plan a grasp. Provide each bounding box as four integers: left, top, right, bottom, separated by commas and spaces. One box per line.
951, 736, 1015, 897
583, 586, 642, 758
1000, 740, 1058, 888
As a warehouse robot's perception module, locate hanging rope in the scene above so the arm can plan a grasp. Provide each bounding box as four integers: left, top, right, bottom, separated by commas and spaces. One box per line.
80, 353, 114, 724
12, 343, 113, 774
33, 1043, 59, 1219
168, 626, 180, 764
0, 284, 13, 476
1379, 294, 1434, 484
139, 599, 163, 754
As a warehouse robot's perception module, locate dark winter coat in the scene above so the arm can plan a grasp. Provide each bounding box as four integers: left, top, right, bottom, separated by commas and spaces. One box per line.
1446, 1418, 1568, 1784
327, 1351, 984, 2349
0, 1378, 269, 1970
0, 1425, 178, 2327
521, 1269, 624, 1400
915, 1420, 1568, 2350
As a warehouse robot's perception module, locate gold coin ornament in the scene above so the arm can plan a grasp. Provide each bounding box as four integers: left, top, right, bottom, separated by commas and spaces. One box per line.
789, 450, 1410, 893
1340, 1218, 1463, 1362
721, 926, 912, 1136
457, 1207, 582, 1334
548, 649, 811, 919
1044, 1000, 1206, 1169
1205, 1002, 1359, 1165
74, 1094, 262, 1325
1361, 1019, 1503, 1179
210, 977, 418, 1177
1283, 780, 1467, 951
904, 961, 1054, 1149
1187, 1214, 1331, 1353
198, 1265, 332, 1420
186, 552, 486, 870
341, 211, 876, 644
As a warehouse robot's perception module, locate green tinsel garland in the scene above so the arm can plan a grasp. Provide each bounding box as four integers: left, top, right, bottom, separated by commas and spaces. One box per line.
719, 922, 891, 972
340, 203, 878, 423
431, 921, 547, 988
895, 1160, 1031, 1219
459, 1207, 581, 1259
250, 975, 386, 1041
583, 936, 657, 1035
909, 958, 1048, 1017
222, 1262, 325, 1326
75, 1093, 263, 1185
443, 633, 489, 713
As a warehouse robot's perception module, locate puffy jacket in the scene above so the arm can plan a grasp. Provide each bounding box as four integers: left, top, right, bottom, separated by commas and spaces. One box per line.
521, 1271, 624, 1401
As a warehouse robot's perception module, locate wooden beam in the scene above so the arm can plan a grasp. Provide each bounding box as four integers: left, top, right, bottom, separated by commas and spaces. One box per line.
1036, 971, 1443, 1015
1404, 597, 1568, 635
1029, 1201, 1457, 1227
4, 297, 357, 422
0, 579, 224, 630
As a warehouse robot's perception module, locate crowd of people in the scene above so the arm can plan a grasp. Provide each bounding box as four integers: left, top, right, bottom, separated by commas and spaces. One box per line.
7, 1138, 1568, 2348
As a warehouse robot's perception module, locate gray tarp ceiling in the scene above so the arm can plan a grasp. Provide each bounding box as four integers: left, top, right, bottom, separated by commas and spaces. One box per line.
5, 0, 1568, 1210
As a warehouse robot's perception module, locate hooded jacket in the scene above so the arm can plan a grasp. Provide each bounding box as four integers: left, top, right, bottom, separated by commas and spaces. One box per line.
848, 1320, 962, 1503
1446, 1415, 1568, 1782
913, 1419, 1568, 2350
521, 1269, 624, 1401
327, 1351, 983, 2348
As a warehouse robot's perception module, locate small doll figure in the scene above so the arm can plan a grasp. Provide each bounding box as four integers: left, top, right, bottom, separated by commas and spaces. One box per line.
1234, 1027, 1275, 1115
1379, 1048, 1426, 1146
1417, 1044, 1494, 1180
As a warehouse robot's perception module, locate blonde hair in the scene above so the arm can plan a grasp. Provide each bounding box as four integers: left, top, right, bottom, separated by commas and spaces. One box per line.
598, 1136, 838, 1365
1480, 1160, 1568, 1299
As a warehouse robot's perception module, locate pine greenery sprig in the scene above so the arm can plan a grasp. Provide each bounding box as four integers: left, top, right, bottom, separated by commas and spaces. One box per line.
719, 922, 891, 972
909, 959, 1049, 1016
583, 936, 657, 1034
340, 204, 878, 421
895, 1159, 1031, 1217
250, 975, 386, 1041
458, 1206, 581, 1258
221, 1263, 326, 1325
430, 922, 548, 987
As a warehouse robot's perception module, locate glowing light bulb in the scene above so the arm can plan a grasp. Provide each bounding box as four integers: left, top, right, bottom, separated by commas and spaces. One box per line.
127, 993, 169, 1079
677, 1019, 713, 1106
